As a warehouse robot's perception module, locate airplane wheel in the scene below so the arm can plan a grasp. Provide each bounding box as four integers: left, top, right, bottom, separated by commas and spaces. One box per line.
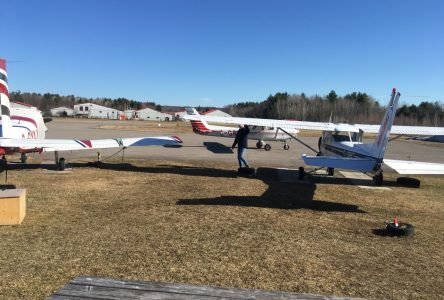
298, 167, 305, 180
0, 157, 7, 173
327, 167, 334, 176
283, 144, 290, 150
264, 144, 272, 151
58, 158, 66, 171
20, 153, 28, 163
373, 172, 383, 186
256, 141, 264, 149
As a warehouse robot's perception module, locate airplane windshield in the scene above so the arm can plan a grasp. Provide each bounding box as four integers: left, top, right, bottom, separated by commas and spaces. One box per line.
332, 134, 350, 142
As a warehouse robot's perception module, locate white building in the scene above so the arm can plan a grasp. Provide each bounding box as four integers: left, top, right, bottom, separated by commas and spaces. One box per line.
73, 103, 122, 119
124, 109, 138, 120
137, 107, 171, 121
202, 109, 231, 117
169, 110, 188, 121
50, 106, 74, 117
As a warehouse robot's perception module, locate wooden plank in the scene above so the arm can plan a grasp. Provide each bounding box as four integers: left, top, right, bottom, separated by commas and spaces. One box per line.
70, 276, 332, 299
47, 276, 367, 300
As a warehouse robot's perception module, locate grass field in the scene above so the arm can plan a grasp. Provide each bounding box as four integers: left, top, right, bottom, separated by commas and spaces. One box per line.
0, 159, 443, 299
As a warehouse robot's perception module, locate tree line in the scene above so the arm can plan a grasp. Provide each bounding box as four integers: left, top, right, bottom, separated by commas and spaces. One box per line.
9, 90, 444, 126
225, 91, 444, 126
9, 91, 162, 114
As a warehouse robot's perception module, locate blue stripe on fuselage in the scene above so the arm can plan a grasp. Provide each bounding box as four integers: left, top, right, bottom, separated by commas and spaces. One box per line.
325, 144, 378, 161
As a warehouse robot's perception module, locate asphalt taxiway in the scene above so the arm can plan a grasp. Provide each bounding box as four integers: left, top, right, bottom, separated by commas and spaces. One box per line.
44, 118, 444, 170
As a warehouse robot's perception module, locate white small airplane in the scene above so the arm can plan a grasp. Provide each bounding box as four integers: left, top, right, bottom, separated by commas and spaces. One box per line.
185, 107, 298, 151
183, 89, 444, 185
0, 59, 182, 171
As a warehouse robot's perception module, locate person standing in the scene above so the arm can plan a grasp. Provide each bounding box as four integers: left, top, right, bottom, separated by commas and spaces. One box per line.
232, 124, 250, 168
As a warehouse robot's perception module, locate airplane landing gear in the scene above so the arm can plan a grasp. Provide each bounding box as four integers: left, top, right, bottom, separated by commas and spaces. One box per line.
283, 143, 290, 150
54, 151, 66, 171
0, 156, 7, 173
373, 172, 383, 186
58, 158, 66, 171
264, 144, 272, 151
298, 166, 305, 180
20, 153, 27, 163
256, 141, 264, 149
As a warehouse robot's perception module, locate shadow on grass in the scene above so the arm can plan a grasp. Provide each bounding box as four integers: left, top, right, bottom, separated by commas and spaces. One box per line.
8, 162, 366, 212
79, 162, 238, 178
8, 161, 237, 178
307, 173, 404, 187
372, 229, 392, 236
178, 167, 366, 212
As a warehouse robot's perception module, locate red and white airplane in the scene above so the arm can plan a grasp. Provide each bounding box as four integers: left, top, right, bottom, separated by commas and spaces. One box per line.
0, 58, 182, 170
186, 107, 298, 151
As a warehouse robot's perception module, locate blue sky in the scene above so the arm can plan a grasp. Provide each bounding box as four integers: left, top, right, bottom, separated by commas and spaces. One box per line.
2, 0, 443, 106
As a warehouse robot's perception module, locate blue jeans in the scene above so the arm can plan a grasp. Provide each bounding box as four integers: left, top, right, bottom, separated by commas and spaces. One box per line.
237, 147, 249, 168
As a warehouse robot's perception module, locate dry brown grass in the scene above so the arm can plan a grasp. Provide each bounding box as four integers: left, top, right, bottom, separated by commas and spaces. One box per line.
96, 121, 193, 133
0, 160, 443, 300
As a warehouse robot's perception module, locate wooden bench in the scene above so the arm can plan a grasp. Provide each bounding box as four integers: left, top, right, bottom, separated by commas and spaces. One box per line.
47, 276, 366, 299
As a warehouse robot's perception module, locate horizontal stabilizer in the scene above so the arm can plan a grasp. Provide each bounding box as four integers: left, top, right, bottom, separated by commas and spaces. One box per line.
383, 159, 444, 175
302, 154, 376, 172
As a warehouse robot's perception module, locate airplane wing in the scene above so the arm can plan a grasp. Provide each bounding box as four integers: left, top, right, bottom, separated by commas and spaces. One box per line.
355, 124, 444, 136
182, 114, 444, 136
182, 114, 336, 131
0, 136, 182, 152
383, 159, 444, 175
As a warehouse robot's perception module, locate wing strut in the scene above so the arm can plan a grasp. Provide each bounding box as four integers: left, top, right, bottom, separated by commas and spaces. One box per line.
277, 127, 319, 154
389, 134, 403, 142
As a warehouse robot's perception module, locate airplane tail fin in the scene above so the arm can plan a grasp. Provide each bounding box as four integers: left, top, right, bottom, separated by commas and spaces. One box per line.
0, 59, 12, 138
371, 88, 401, 159
185, 107, 212, 133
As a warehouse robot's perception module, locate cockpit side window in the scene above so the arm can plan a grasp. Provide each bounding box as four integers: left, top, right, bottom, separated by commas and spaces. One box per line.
351, 132, 363, 142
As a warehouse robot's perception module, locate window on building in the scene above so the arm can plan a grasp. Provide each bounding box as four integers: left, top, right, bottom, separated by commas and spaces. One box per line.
85, 106, 89, 111
80, 106, 84, 111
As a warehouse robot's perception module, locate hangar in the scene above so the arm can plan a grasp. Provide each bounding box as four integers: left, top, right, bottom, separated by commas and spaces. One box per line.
137, 107, 171, 121
73, 103, 123, 119
201, 109, 231, 117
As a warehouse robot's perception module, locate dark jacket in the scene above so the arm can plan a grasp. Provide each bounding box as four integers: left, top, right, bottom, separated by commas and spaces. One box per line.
232, 126, 249, 149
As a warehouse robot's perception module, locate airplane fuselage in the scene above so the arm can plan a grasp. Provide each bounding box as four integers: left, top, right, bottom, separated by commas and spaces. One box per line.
0, 103, 47, 154
192, 123, 294, 142
318, 130, 381, 172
